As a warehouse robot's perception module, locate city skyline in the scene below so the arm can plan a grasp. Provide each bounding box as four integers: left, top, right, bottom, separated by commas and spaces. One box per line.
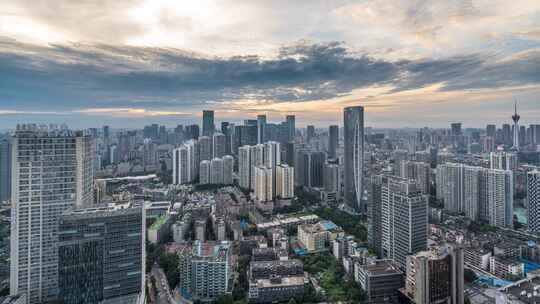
0, 1, 540, 128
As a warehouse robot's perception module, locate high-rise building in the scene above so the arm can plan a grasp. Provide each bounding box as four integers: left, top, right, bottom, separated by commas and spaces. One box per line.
199, 136, 213, 161
487, 169, 513, 228
323, 163, 340, 193
185, 124, 200, 140
328, 125, 339, 159
254, 166, 273, 202
202, 110, 215, 136
512, 101, 521, 150
10, 124, 94, 303
238, 146, 251, 189
404, 246, 464, 304
370, 175, 427, 270
200, 160, 211, 185
309, 151, 326, 188
213, 132, 227, 158
221, 122, 233, 155
257, 114, 267, 144
0, 138, 11, 202
286, 115, 295, 141
489, 151, 518, 170
527, 170, 540, 233
223, 155, 234, 185
306, 125, 315, 143
210, 157, 224, 184
173, 140, 198, 185
400, 161, 431, 195
58, 206, 145, 304
178, 241, 232, 302
276, 164, 294, 199
436, 163, 489, 221
502, 124, 512, 146
486, 124, 496, 138
451, 123, 462, 136
250, 145, 265, 190
344, 106, 365, 212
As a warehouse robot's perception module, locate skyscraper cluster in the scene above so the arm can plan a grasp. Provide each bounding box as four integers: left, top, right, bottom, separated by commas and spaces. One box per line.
436, 163, 514, 227
238, 141, 294, 201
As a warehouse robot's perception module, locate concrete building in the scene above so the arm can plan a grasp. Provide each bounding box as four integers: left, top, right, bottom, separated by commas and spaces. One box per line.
210, 157, 224, 184
200, 160, 211, 185
490, 152, 518, 171
58, 207, 145, 304
173, 140, 198, 185
223, 155, 234, 185
276, 164, 294, 199
199, 136, 213, 161
213, 132, 227, 158
370, 175, 427, 270
357, 260, 403, 304
238, 146, 251, 189
297, 221, 344, 252
528, 170, 540, 233
178, 241, 232, 302
404, 246, 464, 304
487, 169, 514, 228
254, 166, 273, 202
10, 125, 94, 304
344, 106, 365, 212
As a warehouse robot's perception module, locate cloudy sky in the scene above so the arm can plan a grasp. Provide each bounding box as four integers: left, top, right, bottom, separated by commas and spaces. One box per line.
1, 0, 539, 129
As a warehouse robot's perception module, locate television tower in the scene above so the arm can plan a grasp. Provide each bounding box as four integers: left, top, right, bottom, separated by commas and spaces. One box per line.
512, 100, 520, 150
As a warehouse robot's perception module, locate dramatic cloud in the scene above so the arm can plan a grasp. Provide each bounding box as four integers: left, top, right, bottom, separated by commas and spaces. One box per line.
0, 0, 539, 127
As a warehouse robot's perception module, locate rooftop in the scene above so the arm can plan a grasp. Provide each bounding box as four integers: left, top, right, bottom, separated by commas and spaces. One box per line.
498, 275, 540, 304
362, 259, 402, 276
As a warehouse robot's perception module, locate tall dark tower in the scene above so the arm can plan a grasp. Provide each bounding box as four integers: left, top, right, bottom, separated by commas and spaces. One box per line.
512, 100, 520, 150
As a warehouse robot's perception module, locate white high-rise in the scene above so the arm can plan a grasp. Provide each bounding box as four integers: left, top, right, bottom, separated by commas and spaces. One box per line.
173, 140, 198, 185
489, 152, 517, 171
10, 124, 94, 304
254, 166, 273, 202
249, 144, 265, 190
276, 164, 294, 199
213, 132, 226, 158
527, 170, 540, 232
378, 176, 427, 270
210, 157, 224, 184
487, 169, 513, 228
238, 146, 251, 189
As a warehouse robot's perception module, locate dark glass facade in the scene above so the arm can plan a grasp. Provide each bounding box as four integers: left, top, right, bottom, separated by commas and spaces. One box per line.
58, 207, 144, 304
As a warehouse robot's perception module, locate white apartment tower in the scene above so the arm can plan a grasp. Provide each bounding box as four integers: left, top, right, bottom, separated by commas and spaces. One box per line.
200, 160, 211, 185
173, 140, 198, 184
276, 164, 294, 199
238, 146, 251, 189
254, 166, 273, 202
10, 124, 94, 304
487, 169, 513, 228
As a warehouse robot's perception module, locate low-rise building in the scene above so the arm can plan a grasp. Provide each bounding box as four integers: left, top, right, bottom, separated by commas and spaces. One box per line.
147, 215, 170, 244
297, 221, 344, 252
248, 276, 305, 304
490, 257, 525, 278
357, 260, 404, 304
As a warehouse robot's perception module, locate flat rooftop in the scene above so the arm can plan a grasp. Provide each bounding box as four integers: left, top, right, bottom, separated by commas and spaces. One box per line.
498, 276, 540, 304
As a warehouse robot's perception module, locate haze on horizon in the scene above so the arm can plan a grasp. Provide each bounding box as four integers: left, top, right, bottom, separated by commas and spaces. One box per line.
1, 0, 540, 129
